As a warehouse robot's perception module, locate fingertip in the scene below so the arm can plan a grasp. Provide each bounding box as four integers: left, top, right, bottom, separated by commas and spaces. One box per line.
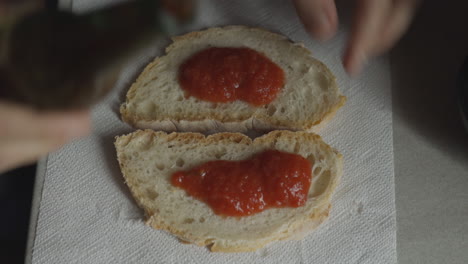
294, 0, 339, 41
304, 23, 336, 41
63, 111, 91, 140
343, 47, 367, 77
325, 0, 339, 37
42, 110, 92, 144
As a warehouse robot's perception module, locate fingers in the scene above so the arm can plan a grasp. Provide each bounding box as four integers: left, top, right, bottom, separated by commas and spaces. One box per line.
293, 0, 339, 41
344, 0, 420, 75
0, 102, 91, 173
374, 0, 421, 54
293, 0, 419, 76
294, 0, 419, 76
343, 0, 391, 76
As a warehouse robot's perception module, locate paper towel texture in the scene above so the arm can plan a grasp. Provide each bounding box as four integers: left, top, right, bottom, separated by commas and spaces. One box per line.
31, 0, 396, 263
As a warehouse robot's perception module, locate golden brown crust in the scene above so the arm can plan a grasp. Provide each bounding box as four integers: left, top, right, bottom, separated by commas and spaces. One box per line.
308, 95, 347, 132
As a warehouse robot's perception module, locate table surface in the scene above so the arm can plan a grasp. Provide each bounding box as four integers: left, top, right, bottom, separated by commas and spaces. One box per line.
27, 1, 468, 263
391, 1, 468, 263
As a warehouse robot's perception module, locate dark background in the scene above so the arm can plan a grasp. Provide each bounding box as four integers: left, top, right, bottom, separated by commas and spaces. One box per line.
0, 164, 36, 264
391, 0, 468, 263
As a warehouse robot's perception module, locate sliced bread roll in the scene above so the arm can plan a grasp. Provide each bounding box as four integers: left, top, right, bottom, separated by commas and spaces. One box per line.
120, 26, 346, 133
115, 130, 342, 252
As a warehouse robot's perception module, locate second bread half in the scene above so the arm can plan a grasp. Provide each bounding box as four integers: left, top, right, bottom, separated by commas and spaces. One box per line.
115, 130, 342, 252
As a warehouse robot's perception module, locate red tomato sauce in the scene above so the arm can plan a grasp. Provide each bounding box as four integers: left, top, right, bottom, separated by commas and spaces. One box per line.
171, 150, 312, 217
179, 47, 285, 106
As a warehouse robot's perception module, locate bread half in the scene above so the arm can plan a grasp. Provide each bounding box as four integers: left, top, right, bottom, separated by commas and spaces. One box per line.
115, 130, 342, 252
120, 26, 346, 133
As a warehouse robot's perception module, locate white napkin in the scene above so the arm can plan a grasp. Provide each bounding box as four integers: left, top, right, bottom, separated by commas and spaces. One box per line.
31, 0, 396, 263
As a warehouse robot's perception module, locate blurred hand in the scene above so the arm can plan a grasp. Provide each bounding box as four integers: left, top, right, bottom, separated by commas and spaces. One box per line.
0, 0, 42, 25
293, 0, 421, 75
0, 102, 90, 173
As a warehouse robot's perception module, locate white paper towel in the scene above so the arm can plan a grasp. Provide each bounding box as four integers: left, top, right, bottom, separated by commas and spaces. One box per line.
31, 0, 396, 263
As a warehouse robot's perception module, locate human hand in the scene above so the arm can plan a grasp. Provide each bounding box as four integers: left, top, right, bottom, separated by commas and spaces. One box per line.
293, 0, 421, 75
0, 101, 90, 173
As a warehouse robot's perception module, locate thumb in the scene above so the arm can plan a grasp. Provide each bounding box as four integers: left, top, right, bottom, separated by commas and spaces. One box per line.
0, 102, 91, 172
293, 0, 339, 41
